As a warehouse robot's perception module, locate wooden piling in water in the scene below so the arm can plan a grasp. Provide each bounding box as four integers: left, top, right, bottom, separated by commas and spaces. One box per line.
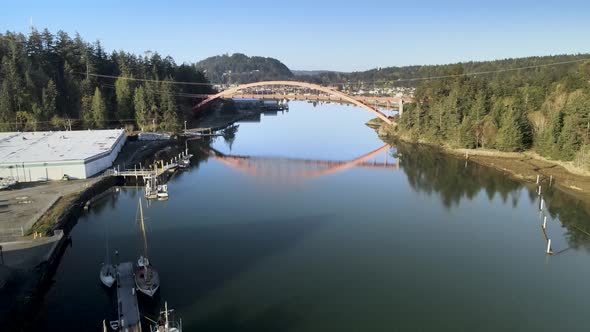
543, 216, 547, 229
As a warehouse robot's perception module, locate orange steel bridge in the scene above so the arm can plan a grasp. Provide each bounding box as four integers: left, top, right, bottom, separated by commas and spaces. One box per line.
193, 81, 408, 125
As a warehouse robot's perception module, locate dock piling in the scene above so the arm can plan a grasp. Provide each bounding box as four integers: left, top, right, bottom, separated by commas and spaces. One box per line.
543, 216, 547, 229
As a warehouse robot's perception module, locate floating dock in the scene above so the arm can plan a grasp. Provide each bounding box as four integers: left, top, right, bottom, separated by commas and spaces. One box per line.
116, 262, 141, 331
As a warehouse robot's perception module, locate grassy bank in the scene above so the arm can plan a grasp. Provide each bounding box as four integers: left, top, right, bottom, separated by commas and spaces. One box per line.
27, 193, 78, 235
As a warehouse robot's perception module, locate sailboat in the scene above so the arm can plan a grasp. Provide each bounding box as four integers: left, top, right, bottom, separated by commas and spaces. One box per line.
156, 184, 169, 200
178, 142, 193, 170
99, 218, 116, 288
135, 198, 160, 297
149, 302, 182, 332
145, 175, 158, 200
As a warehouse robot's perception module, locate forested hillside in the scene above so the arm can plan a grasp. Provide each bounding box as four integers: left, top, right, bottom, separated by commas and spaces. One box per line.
0, 29, 212, 132
396, 59, 590, 169
195, 53, 293, 84
301, 54, 590, 87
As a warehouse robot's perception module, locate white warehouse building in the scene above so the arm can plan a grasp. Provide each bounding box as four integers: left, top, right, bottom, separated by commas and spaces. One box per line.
0, 129, 126, 182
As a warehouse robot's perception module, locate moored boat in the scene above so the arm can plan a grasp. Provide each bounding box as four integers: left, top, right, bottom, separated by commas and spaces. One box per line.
149, 302, 182, 332
99, 263, 116, 288
99, 217, 116, 288
156, 184, 169, 200
134, 198, 160, 297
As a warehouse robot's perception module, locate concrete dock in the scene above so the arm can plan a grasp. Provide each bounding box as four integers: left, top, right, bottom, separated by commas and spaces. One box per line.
116, 262, 141, 332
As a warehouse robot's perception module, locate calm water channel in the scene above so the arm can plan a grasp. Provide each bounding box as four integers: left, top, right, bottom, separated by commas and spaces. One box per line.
30, 101, 590, 331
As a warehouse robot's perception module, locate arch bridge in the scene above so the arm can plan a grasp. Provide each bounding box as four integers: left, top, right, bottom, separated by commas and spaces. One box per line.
193, 81, 399, 125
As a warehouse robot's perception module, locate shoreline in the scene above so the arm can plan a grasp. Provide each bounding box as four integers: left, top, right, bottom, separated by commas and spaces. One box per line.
372, 122, 590, 204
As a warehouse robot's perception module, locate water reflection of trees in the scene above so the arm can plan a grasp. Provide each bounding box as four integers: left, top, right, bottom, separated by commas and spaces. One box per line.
395, 141, 523, 208
542, 188, 590, 251
393, 140, 590, 248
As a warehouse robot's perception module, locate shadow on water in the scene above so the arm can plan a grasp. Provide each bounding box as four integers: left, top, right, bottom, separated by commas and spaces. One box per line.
189, 300, 306, 332
393, 140, 590, 248
140, 214, 327, 329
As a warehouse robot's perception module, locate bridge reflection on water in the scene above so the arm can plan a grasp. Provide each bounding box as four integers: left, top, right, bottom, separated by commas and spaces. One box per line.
205, 144, 398, 182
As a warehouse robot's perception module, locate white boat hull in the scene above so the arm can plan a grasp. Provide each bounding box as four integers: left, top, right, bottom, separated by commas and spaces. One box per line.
100, 264, 116, 288
135, 260, 160, 297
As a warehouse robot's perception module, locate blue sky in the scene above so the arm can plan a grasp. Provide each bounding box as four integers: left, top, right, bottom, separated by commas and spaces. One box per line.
1, 0, 589, 71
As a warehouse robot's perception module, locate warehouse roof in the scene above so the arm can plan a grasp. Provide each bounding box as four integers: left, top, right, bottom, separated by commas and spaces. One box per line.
0, 129, 125, 164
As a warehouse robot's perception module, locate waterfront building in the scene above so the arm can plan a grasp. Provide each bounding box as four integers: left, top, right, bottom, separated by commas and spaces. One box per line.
0, 129, 126, 182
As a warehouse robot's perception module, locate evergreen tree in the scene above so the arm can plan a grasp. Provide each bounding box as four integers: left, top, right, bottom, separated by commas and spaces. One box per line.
115, 75, 133, 121
558, 114, 581, 160
458, 116, 476, 148
133, 85, 149, 131
30, 103, 42, 131
91, 88, 106, 128
63, 61, 81, 118
42, 79, 58, 121
496, 109, 523, 152
537, 110, 563, 158
0, 80, 14, 131
159, 80, 178, 131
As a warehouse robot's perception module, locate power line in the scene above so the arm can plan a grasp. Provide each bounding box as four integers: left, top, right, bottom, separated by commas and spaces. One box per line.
76, 72, 215, 86
79, 57, 589, 87
370, 58, 590, 83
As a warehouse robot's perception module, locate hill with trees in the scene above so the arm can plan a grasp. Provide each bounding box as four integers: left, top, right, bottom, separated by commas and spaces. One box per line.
299, 54, 590, 88
0, 28, 212, 132
195, 53, 293, 84
394, 57, 590, 170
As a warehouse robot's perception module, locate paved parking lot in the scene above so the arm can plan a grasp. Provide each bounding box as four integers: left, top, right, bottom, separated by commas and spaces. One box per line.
0, 179, 98, 242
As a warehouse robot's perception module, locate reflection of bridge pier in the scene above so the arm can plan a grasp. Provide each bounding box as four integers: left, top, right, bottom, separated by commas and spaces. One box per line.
205, 144, 397, 180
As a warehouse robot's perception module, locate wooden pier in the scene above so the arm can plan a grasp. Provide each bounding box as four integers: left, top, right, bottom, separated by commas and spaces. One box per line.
105, 159, 182, 181
115, 262, 141, 332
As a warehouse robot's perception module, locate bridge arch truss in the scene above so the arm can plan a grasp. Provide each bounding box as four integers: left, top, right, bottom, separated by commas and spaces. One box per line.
194, 81, 393, 125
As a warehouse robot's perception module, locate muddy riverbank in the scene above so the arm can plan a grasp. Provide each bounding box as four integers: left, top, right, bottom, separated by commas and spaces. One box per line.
372, 121, 590, 206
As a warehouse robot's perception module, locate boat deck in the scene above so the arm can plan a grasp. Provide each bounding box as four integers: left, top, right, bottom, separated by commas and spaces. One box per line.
116, 262, 141, 331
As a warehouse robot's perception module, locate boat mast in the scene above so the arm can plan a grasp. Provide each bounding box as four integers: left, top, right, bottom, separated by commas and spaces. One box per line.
165, 301, 169, 328
138, 198, 148, 259
105, 216, 110, 265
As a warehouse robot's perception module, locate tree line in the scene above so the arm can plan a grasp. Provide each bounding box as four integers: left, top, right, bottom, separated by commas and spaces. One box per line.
397, 59, 590, 169
299, 54, 590, 88
0, 28, 213, 132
